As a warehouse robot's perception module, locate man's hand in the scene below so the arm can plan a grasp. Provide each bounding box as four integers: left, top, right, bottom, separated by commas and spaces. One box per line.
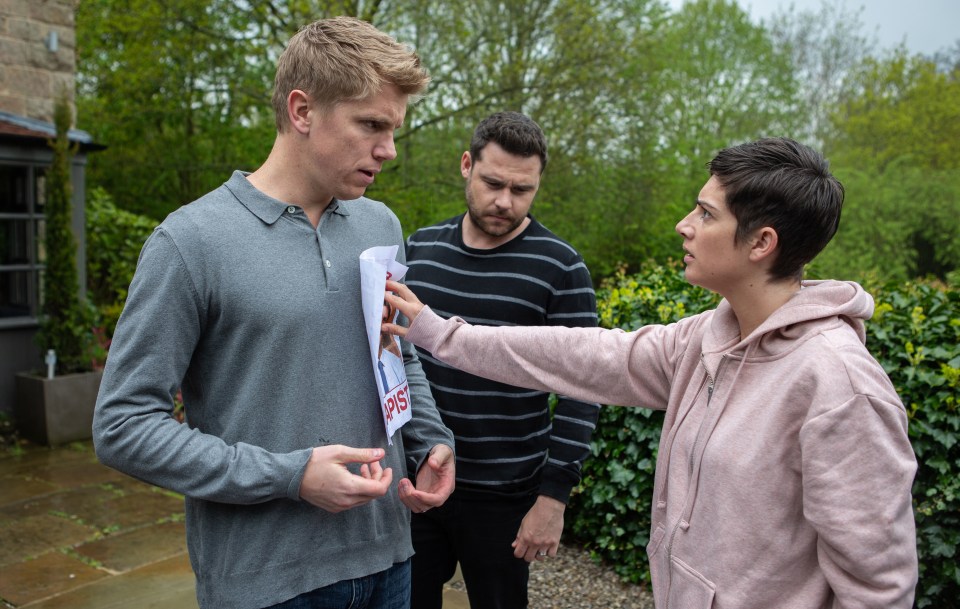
513, 495, 565, 562
398, 444, 455, 513
383, 280, 426, 338
299, 445, 393, 513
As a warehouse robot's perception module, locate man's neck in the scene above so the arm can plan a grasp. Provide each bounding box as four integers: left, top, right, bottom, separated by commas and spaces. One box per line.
247, 137, 332, 228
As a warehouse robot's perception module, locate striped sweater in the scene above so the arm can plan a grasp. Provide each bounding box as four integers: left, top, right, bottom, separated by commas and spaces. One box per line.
405, 214, 599, 502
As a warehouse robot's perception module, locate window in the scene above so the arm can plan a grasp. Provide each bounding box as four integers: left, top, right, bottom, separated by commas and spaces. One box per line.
0, 164, 46, 322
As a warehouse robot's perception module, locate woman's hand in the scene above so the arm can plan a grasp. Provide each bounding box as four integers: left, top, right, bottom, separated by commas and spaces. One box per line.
383, 280, 426, 338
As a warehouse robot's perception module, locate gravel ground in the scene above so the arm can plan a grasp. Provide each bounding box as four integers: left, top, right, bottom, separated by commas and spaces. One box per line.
449, 541, 654, 608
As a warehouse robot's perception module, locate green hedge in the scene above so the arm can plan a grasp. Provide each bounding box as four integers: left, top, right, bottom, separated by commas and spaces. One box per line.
869, 282, 959, 607
568, 261, 959, 607
85, 187, 157, 336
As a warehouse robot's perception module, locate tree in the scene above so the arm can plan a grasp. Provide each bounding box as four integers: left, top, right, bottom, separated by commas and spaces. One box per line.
76, 0, 279, 218
830, 52, 960, 171
37, 94, 91, 374
813, 51, 960, 281
374, 0, 666, 278
566, 0, 803, 275
75, 0, 820, 280
766, 0, 876, 147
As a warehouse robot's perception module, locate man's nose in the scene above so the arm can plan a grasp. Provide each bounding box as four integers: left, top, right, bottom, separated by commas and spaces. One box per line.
493, 188, 513, 209
375, 135, 397, 161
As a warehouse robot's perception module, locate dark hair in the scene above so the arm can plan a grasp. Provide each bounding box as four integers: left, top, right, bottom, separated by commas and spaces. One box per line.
708, 137, 845, 282
470, 111, 548, 173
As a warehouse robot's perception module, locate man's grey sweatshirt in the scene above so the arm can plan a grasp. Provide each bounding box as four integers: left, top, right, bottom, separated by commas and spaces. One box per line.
93, 171, 453, 609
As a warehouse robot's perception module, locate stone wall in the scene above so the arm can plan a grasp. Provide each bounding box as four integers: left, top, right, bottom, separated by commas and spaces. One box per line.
0, 0, 76, 123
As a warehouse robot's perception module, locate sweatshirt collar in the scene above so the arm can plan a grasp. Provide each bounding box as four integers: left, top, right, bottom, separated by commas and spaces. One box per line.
225, 171, 351, 224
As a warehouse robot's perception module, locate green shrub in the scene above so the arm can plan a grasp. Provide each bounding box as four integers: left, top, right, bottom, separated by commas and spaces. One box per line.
85, 187, 157, 336
867, 281, 960, 607
568, 263, 960, 607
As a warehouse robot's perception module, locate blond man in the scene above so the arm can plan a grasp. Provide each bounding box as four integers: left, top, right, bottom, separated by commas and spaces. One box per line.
94, 17, 454, 609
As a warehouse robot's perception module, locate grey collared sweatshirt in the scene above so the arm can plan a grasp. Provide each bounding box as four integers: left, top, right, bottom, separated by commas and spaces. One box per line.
94, 171, 453, 609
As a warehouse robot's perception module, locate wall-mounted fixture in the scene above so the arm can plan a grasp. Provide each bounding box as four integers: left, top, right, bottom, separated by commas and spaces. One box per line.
46, 30, 59, 53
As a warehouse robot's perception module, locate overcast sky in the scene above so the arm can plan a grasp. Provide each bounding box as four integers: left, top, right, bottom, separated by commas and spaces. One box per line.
665, 0, 957, 57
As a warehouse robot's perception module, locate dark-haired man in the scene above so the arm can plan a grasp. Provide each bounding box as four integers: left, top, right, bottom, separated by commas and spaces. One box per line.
403, 111, 599, 609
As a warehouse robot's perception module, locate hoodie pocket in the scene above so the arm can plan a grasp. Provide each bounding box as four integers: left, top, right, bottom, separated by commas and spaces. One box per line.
646, 524, 666, 558
668, 556, 716, 609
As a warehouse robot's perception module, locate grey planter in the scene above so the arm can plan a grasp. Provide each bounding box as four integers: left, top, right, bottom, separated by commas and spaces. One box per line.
14, 371, 103, 445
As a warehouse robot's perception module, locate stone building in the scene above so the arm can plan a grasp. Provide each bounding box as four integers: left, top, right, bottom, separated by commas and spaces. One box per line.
0, 0, 101, 416
0, 0, 77, 122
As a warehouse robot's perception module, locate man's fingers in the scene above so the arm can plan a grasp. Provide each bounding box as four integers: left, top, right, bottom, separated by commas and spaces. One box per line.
330, 467, 394, 511
300, 445, 394, 512
317, 445, 385, 465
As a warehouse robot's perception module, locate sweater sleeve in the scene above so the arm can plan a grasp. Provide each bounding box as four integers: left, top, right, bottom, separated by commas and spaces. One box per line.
93, 228, 312, 504
405, 306, 678, 410
539, 259, 600, 504
800, 393, 918, 608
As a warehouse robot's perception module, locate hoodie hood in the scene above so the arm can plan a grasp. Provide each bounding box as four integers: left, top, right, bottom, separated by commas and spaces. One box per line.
700, 280, 874, 374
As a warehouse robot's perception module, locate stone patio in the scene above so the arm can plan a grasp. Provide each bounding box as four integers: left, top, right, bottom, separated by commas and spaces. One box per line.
0, 442, 196, 608
0, 441, 470, 608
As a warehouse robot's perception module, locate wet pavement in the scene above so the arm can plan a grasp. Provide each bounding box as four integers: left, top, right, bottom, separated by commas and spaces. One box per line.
0, 441, 469, 608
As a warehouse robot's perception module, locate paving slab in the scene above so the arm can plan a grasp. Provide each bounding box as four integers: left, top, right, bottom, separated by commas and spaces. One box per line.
0, 476, 60, 510
26, 457, 126, 489
0, 550, 107, 606
0, 444, 93, 478
2, 484, 115, 523
443, 586, 471, 608
88, 491, 184, 531
0, 513, 97, 567
76, 521, 188, 573
18, 554, 199, 609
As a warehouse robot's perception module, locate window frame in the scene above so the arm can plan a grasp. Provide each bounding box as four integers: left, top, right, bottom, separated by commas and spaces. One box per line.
0, 161, 47, 329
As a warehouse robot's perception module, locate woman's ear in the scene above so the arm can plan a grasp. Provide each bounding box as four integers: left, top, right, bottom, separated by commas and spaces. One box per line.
748, 226, 779, 264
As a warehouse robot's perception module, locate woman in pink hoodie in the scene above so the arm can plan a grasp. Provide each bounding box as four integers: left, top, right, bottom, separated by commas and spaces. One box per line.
385, 137, 918, 609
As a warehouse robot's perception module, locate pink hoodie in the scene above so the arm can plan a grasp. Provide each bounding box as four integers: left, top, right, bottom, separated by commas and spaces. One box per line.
405, 280, 918, 608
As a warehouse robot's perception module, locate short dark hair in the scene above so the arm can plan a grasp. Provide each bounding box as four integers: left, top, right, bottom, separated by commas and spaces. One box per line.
708, 137, 845, 282
470, 111, 548, 173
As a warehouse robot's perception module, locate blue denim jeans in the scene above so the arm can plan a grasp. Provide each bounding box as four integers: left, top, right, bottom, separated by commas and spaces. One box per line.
265, 559, 411, 609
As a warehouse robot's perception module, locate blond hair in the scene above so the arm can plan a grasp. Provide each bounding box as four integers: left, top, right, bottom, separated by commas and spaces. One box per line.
271, 16, 430, 132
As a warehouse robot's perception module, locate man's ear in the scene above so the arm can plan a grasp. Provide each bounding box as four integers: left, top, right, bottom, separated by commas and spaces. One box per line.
460, 151, 472, 179
748, 226, 779, 263
287, 89, 312, 135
